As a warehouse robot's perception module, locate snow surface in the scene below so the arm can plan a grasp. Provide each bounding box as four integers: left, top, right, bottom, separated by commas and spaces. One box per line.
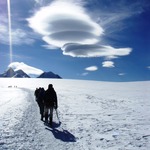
0, 78, 150, 150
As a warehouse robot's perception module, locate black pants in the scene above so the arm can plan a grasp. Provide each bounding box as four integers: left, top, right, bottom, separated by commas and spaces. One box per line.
44, 106, 54, 125
37, 102, 44, 114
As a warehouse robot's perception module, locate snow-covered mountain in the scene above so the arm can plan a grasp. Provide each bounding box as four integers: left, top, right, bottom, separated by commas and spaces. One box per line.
13, 69, 30, 78
0, 67, 30, 78
0, 67, 15, 77
0, 78, 150, 150
0, 68, 61, 79
37, 71, 62, 79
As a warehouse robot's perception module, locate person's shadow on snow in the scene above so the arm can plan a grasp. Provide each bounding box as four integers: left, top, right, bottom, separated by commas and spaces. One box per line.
44, 121, 62, 128
45, 123, 76, 142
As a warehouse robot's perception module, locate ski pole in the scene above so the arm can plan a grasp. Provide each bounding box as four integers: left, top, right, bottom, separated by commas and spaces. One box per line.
55, 109, 60, 122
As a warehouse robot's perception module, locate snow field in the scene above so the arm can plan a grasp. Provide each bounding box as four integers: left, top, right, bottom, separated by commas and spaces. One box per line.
0, 78, 150, 150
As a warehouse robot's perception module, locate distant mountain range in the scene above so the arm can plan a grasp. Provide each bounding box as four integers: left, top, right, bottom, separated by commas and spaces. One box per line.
0, 68, 30, 78
0, 68, 62, 79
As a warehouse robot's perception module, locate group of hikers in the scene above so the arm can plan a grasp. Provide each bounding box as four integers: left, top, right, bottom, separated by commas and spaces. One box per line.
34, 84, 58, 126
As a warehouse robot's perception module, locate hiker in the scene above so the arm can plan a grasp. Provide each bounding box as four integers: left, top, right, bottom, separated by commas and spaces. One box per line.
44, 84, 58, 125
34, 87, 45, 121
34, 88, 40, 101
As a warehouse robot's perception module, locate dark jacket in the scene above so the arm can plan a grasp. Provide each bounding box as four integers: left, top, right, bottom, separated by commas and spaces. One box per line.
37, 88, 45, 104
44, 87, 57, 108
34, 88, 40, 100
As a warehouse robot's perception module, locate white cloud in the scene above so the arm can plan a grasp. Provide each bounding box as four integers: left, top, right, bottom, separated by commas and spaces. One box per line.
27, 0, 132, 59
85, 66, 98, 71
8, 62, 43, 77
62, 43, 132, 58
27, 0, 103, 48
102, 61, 115, 68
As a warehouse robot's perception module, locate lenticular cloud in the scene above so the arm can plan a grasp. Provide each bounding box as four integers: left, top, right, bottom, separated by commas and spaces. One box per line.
85, 66, 98, 71
102, 61, 115, 68
27, 0, 132, 59
27, 1, 103, 47
62, 43, 132, 58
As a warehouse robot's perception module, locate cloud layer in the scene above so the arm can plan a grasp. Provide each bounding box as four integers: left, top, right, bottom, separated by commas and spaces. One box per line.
8, 62, 43, 77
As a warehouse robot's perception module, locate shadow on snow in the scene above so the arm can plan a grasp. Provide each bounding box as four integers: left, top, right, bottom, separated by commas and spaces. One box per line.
45, 122, 76, 142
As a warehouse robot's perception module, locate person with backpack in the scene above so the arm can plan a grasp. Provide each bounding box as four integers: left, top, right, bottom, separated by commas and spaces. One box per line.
34, 88, 40, 101
44, 84, 58, 126
34, 87, 45, 121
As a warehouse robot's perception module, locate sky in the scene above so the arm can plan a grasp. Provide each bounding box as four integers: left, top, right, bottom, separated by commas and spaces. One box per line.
0, 0, 150, 81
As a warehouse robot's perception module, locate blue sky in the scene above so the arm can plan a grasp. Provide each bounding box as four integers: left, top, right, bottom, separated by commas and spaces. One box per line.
0, 0, 150, 81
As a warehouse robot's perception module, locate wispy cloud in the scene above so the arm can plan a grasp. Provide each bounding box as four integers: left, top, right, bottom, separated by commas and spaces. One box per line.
118, 73, 126, 76
0, 14, 35, 45
34, 0, 44, 4
8, 62, 43, 77
89, 0, 148, 30
42, 44, 59, 50
102, 61, 114, 68
11, 29, 35, 45
34, 0, 53, 7
147, 66, 150, 69
81, 72, 89, 76
85, 66, 98, 71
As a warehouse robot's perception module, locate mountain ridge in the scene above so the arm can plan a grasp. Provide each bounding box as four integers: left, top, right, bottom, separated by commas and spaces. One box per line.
37, 71, 61, 79
0, 68, 62, 79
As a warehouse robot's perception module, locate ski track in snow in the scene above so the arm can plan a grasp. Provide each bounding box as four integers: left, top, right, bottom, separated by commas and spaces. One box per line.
0, 79, 150, 150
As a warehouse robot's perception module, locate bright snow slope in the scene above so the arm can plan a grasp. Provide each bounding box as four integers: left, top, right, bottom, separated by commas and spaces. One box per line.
0, 78, 150, 150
